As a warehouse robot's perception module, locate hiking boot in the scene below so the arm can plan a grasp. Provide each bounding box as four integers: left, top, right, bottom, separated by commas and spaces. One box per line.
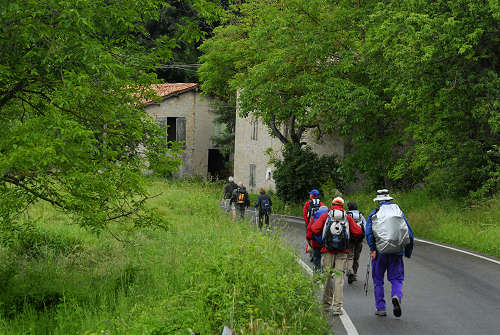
347, 273, 355, 284
392, 296, 402, 317
374, 309, 387, 316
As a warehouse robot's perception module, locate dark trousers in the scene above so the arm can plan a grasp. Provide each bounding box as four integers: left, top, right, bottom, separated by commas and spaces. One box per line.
347, 240, 363, 275
258, 211, 269, 228
312, 246, 322, 272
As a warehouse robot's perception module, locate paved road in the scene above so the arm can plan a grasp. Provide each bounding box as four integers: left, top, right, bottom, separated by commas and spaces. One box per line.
253, 212, 500, 335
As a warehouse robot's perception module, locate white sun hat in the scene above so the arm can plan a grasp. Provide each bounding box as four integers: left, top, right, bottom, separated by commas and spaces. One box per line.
373, 189, 394, 202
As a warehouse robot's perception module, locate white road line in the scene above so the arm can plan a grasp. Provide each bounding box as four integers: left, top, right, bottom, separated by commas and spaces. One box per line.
296, 256, 359, 335
339, 310, 360, 335
415, 238, 500, 265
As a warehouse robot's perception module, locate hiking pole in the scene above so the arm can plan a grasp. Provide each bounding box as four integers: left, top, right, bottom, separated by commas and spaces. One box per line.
364, 256, 371, 296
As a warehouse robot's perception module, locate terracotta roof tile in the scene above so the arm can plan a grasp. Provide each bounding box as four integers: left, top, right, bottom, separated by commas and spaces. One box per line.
144, 83, 199, 104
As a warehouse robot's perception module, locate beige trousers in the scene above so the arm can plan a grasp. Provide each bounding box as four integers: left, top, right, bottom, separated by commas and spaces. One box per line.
322, 252, 347, 312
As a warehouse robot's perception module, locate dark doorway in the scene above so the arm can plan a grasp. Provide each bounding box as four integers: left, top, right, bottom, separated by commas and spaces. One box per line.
208, 149, 229, 179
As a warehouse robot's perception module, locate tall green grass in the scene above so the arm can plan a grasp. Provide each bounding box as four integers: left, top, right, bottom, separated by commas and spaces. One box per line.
256, 188, 500, 258
0, 178, 329, 334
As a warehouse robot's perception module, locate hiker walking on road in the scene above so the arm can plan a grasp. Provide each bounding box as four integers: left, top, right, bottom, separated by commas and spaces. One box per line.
310, 197, 363, 316
222, 176, 238, 214
303, 189, 325, 261
303, 189, 325, 228
366, 189, 414, 317
254, 188, 272, 230
230, 182, 250, 220
346, 202, 366, 284
306, 205, 329, 272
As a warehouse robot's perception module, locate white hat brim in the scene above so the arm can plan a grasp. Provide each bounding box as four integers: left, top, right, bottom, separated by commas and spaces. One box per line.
373, 195, 394, 202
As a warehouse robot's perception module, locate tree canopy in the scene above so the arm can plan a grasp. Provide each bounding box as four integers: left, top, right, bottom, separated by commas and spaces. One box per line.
199, 0, 499, 198
0, 0, 183, 232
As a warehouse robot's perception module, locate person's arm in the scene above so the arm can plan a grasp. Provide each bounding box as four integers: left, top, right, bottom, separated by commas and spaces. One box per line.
402, 212, 414, 258
254, 195, 260, 208
365, 209, 377, 258
303, 201, 310, 224
347, 215, 362, 237
310, 212, 327, 235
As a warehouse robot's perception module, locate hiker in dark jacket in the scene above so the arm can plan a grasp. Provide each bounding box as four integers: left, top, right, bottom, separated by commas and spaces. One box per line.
365, 189, 414, 318
222, 176, 238, 213
254, 188, 272, 230
230, 182, 250, 220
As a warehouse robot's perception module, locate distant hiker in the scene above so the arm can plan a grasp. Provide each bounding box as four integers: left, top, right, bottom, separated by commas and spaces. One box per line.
303, 189, 325, 228
222, 176, 238, 213
303, 189, 325, 261
310, 197, 363, 315
346, 201, 366, 284
366, 189, 414, 318
254, 188, 272, 230
306, 205, 329, 272
231, 182, 250, 220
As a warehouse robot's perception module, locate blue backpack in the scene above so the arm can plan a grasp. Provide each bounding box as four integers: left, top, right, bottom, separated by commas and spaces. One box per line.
311, 207, 329, 244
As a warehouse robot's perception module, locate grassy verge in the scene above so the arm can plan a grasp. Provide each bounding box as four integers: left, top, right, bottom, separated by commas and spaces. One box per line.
0, 179, 329, 334
251, 189, 500, 258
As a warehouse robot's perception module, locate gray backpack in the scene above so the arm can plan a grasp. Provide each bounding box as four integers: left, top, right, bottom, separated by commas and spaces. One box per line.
371, 204, 410, 254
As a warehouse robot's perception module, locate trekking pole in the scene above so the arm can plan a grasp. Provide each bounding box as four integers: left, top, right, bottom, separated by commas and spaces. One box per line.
364, 256, 371, 296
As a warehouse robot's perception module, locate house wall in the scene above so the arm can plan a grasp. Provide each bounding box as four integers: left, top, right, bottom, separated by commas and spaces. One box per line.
145, 90, 216, 177
234, 108, 344, 194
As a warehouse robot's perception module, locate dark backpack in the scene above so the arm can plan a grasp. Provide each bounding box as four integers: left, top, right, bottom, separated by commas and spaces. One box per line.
261, 198, 271, 213
322, 209, 349, 251
307, 198, 321, 223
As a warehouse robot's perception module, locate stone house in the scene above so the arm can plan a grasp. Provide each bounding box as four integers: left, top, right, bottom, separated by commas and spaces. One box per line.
233, 104, 344, 194
144, 83, 227, 178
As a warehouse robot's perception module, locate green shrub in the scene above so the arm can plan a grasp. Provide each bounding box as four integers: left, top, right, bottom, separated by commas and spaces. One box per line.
272, 144, 342, 203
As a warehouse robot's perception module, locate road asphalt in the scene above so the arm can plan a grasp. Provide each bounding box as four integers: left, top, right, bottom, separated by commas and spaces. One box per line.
248, 211, 500, 335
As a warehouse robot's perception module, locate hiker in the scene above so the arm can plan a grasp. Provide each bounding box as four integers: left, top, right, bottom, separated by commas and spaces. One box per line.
346, 202, 366, 284
230, 182, 250, 220
310, 197, 363, 315
303, 189, 325, 261
365, 189, 414, 318
303, 189, 325, 228
254, 188, 272, 230
306, 205, 329, 272
222, 176, 238, 213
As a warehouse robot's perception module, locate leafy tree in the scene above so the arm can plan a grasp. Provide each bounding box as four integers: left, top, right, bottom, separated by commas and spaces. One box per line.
365, 0, 500, 197
200, 0, 499, 198
0, 0, 183, 232
272, 144, 342, 204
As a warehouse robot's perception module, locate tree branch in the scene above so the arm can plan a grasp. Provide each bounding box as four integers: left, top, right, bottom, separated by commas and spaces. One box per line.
269, 115, 288, 145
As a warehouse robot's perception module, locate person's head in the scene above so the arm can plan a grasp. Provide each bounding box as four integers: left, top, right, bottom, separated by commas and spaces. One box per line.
372, 189, 394, 203
347, 202, 357, 211
258, 187, 265, 194
309, 189, 319, 198
238, 181, 244, 187
332, 196, 344, 207
228, 176, 234, 182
